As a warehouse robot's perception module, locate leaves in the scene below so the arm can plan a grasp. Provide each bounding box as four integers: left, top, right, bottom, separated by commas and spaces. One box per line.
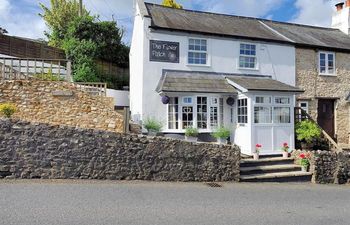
296, 121, 321, 144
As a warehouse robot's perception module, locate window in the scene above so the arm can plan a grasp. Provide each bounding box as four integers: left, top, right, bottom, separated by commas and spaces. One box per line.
219, 98, 224, 126
168, 97, 179, 129
275, 97, 290, 105
197, 97, 208, 129
254, 107, 272, 124
183, 97, 193, 104
274, 107, 291, 123
210, 106, 218, 128
256, 96, 271, 104
182, 106, 193, 128
237, 98, 248, 124
239, 43, 257, 69
188, 38, 207, 65
299, 101, 309, 113
319, 52, 335, 75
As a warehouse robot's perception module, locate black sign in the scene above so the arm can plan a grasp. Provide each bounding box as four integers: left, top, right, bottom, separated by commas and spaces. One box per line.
150, 40, 179, 63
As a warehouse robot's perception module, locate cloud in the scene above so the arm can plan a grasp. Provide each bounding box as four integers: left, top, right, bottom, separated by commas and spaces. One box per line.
0, 0, 11, 19
290, 0, 335, 27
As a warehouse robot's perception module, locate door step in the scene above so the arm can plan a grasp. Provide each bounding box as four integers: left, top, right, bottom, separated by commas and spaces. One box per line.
240, 157, 312, 183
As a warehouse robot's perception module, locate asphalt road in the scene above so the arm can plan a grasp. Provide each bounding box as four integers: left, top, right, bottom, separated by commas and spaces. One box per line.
0, 180, 349, 225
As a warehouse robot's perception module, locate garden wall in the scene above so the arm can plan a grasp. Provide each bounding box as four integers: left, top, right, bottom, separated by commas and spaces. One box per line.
0, 80, 123, 133
0, 120, 240, 182
293, 150, 350, 184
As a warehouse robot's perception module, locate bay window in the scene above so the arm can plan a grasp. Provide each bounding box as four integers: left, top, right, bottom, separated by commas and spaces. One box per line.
167, 96, 224, 131
254, 96, 291, 124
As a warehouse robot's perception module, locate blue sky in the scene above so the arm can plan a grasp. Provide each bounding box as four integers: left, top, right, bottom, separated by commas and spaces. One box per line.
0, 0, 337, 45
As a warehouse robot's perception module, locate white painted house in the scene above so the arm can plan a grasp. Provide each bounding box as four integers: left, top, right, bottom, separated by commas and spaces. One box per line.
130, 0, 303, 156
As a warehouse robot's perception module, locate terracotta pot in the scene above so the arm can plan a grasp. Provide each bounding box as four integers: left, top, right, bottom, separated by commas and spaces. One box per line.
282, 152, 289, 158
185, 136, 198, 143
253, 153, 259, 160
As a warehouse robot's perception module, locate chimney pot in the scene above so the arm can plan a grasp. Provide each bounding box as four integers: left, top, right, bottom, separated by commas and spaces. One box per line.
336, 2, 345, 11
347, 0, 350, 7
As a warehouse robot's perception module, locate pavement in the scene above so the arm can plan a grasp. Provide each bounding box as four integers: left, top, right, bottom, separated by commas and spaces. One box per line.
0, 180, 349, 225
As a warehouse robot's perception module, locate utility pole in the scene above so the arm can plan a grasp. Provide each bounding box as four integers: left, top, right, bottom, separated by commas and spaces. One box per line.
79, 0, 83, 16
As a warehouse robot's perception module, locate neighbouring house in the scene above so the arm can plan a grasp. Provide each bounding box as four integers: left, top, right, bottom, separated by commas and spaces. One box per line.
130, 0, 304, 156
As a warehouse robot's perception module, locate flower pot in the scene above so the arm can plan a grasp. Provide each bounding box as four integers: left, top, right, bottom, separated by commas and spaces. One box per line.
217, 138, 228, 145
147, 130, 157, 137
253, 153, 259, 160
282, 152, 289, 159
301, 166, 308, 172
185, 136, 198, 143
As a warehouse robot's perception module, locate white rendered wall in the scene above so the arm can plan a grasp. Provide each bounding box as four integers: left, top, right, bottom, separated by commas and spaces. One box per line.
332, 7, 350, 34
106, 89, 129, 107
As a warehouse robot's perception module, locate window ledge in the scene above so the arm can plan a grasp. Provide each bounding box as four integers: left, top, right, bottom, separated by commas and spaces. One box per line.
238, 67, 259, 71
186, 64, 211, 68
319, 73, 337, 77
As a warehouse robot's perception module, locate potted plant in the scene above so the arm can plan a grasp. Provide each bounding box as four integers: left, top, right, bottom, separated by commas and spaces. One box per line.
299, 153, 310, 172
185, 127, 199, 142
143, 117, 162, 136
254, 144, 262, 160
0, 103, 17, 120
296, 121, 321, 150
212, 127, 230, 145
281, 142, 290, 158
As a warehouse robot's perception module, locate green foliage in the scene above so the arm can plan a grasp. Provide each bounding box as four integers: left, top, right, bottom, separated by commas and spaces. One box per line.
34, 69, 64, 81
185, 127, 199, 137
296, 121, 321, 144
144, 118, 163, 132
212, 127, 231, 139
39, 0, 88, 47
162, 0, 183, 9
300, 158, 310, 167
0, 103, 17, 118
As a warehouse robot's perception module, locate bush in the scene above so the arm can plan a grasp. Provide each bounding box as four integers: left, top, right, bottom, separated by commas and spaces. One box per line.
185, 127, 199, 137
212, 127, 231, 139
143, 118, 162, 132
0, 103, 17, 118
296, 120, 321, 144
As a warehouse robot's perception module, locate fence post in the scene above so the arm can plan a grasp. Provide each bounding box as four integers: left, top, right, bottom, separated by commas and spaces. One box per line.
66, 61, 72, 82
123, 107, 130, 134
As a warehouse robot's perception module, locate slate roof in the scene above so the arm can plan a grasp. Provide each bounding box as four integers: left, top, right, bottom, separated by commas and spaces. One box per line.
145, 3, 350, 51
156, 70, 303, 94
225, 76, 303, 93
156, 71, 237, 94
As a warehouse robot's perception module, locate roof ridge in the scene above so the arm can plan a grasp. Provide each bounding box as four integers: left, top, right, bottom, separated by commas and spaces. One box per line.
144, 2, 338, 31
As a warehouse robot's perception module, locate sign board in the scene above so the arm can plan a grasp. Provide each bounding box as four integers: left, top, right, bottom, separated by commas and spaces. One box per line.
150, 40, 179, 63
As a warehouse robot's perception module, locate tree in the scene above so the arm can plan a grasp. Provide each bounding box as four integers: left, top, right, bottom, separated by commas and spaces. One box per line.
39, 0, 88, 47
0, 27, 8, 34
162, 0, 183, 9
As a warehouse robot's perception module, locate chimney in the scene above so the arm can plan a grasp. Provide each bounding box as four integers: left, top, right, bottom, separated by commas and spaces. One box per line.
336, 2, 344, 11
332, 2, 350, 35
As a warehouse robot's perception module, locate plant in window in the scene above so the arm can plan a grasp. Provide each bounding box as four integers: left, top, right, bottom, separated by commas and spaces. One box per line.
296, 121, 321, 150
143, 117, 163, 136
185, 127, 199, 143
281, 142, 290, 158
212, 127, 230, 145
0, 103, 17, 119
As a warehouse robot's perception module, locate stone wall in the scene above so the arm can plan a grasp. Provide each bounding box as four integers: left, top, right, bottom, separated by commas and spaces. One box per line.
292, 150, 350, 184
296, 48, 350, 145
0, 80, 123, 133
0, 119, 240, 182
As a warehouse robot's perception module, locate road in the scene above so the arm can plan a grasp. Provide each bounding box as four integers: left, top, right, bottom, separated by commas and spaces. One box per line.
0, 180, 349, 225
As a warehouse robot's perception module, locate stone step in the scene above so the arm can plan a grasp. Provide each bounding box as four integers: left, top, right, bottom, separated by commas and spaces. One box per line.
240, 164, 302, 175
240, 157, 294, 167
240, 171, 313, 183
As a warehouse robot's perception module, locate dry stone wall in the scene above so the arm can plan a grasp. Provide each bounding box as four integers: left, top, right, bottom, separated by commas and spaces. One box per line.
0, 119, 241, 182
0, 80, 123, 133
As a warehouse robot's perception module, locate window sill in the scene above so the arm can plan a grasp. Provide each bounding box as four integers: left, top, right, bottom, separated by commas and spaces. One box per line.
319, 73, 337, 77
238, 67, 259, 71
186, 64, 211, 68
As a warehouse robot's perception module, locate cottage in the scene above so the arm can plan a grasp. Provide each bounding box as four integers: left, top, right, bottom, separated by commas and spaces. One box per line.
130, 0, 350, 155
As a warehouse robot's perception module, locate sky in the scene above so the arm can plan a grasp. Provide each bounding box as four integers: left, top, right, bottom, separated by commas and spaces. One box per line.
0, 0, 339, 45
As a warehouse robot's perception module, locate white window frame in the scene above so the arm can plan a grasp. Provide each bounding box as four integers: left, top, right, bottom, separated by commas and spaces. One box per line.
187, 38, 210, 66
183, 96, 193, 105
166, 95, 224, 132
238, 43, 258, 70
299, 101, 309, 114
254, 95, 272, 124
237, 98, 248, 124
318, 51, 336, 76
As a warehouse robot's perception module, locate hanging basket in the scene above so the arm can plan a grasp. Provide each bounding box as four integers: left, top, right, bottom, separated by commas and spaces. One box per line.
226, 97, 235, 106
161, 96, 170, 104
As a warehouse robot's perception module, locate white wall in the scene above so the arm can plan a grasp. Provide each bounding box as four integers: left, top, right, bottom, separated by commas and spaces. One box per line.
106, 89, 129, 107
332, 7, 350, 35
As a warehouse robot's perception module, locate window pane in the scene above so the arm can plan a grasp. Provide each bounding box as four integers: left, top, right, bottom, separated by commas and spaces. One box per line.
256, 96, 271, 104
274, 107, 291, 123
275, 97, 290, 104
254, 107, 272, 123
182, 106, 193, 128
237, 99, 248, 124
210, 107, 218, 128
168, 97, 179, 129
197, 97, 208, 129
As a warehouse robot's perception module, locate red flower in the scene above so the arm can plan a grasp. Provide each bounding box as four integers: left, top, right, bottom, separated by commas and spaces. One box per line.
256, 144, 262, 148
300, 153, 306, 159
283, 142, 289, 147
